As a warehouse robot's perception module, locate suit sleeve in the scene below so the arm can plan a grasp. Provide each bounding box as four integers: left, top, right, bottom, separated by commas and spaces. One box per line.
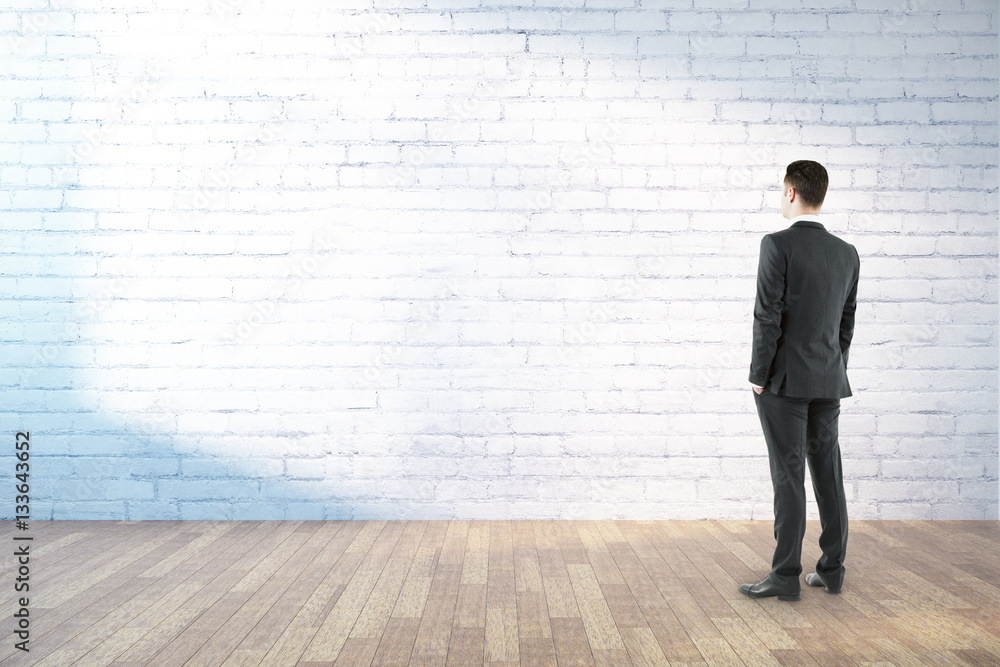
748, 234, 785, 386
839, 246, 859, 368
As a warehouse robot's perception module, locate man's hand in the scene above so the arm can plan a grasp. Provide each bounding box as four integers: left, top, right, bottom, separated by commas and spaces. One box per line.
752, 385, 763, 394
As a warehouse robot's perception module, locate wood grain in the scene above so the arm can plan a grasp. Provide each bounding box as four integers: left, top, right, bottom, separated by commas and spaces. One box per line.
0, 519, 996, 666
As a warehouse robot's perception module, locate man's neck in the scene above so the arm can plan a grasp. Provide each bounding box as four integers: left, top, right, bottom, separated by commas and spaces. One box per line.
787, 210, 821, 221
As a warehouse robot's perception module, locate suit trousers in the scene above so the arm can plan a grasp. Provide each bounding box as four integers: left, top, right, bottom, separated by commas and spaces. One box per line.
753, 388, 849, 590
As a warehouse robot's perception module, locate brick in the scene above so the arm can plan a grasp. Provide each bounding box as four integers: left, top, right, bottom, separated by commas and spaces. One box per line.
634, 37, 692, 59
936, 12, 994, 33
931, 102, 994, 122
397, 11, 451, 31
828, 12, 881, 33
774, 12, 828, 32
45, 35, 100, 55
105, 480, 155, 500
527, 34, 583, 54
960, 35, 998, 55
747, 36, 799, 55
876, 101, 932, 123
582, 34, 639, 55
615, 10, 668, 31
559, 11, 615, 31
906, 35, 962, 54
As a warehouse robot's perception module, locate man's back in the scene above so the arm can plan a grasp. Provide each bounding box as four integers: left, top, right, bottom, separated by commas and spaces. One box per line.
749, 219, 859, 399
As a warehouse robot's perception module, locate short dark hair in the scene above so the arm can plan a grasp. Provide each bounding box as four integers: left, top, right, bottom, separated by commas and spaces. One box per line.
784, 160, 828, 208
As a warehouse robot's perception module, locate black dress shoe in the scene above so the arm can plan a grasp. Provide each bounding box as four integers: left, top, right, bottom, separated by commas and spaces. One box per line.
805, 572, 842, 594
739, 574, 800, 601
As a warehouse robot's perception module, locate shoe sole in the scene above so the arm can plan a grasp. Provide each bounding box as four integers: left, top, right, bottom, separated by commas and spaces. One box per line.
806, 576, 842, 594
740, 587, 801, 601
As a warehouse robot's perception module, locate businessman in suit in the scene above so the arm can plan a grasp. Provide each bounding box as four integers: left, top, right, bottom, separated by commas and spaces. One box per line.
740, 160, 859, 601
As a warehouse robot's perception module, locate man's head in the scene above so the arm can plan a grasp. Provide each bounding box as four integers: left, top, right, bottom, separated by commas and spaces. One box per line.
781, 160, 828, 219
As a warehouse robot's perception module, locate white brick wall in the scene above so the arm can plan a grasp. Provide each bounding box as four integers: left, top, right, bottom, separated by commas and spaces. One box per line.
1, 0, 996, 521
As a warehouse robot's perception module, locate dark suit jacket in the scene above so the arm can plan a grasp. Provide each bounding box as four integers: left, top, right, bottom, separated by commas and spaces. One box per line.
749, 219, 859, 399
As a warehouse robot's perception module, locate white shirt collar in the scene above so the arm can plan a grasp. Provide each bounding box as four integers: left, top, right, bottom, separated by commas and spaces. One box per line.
789, 214, 821, 223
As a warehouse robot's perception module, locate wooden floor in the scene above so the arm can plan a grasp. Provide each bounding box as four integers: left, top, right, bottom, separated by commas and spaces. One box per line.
2, 520, 999, 666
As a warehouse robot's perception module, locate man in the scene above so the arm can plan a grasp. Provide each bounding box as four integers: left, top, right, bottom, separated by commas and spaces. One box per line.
740, 160, 859, 602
